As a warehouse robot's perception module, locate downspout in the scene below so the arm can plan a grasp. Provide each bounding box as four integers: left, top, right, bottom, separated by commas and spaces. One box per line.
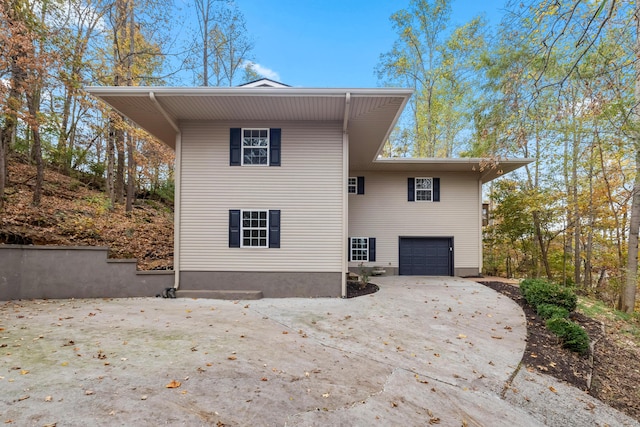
173, 132, 182, 289
478, 179, 483, 277
149, 92, 182, 289
342, 93, 351, 298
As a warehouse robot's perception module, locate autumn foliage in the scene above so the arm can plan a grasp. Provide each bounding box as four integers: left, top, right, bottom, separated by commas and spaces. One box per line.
1, 159, 174, 270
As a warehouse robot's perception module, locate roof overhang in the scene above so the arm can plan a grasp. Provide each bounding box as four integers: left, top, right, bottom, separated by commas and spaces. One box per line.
368, 157, 533, 184
85, 86, 531, 180
85, 86, 414, 170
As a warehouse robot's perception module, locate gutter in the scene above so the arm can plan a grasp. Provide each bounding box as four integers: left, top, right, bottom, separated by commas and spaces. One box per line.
86, 86, 414, 99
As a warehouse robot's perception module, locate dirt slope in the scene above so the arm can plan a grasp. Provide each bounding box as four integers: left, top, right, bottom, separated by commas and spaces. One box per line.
0, 160, 173, 270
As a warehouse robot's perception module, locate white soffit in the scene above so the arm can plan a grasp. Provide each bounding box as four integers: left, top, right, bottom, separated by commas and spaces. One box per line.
86, 86, 413, 155
369, 158, 534, 183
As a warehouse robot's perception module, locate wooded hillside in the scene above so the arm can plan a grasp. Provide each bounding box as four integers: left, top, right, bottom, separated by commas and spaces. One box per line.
0, 157, 173, 270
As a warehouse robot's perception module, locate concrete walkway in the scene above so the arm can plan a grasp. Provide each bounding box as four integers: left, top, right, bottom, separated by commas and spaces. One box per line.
0, 276, 637, 426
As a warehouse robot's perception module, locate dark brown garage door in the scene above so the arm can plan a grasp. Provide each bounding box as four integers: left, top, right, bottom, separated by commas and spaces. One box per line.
399, 237, 453, 276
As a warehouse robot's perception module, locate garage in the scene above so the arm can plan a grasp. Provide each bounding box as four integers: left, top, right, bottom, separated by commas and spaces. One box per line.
399, 237, 453, 276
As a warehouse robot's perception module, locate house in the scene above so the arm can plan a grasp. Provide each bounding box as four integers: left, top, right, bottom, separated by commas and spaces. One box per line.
87, 79, 530, 298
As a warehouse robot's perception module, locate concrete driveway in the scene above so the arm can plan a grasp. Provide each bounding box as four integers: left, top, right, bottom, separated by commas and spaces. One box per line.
0, 276, 637, 426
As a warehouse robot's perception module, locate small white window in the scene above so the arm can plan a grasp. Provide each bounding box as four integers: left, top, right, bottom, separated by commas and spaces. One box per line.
242, 129, 269, 165
348, 177, 357, 194
350, 237, 369, 262
415, 177, 433, 201
241, 210, 268, 248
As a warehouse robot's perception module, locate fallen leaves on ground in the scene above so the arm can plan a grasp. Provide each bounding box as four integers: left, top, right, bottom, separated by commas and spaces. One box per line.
165, 380, 181, 389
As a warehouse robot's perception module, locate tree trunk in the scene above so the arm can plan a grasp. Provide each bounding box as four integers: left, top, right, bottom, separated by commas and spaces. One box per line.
0, 128, 5, 211
107, 118, 116, 204
622, 3, 640, 313
624, 156, 640, 312
533, 211, 553, 280
26, 92, 44, 206
115, 125, 125, 204
125, 131, 135, 212
585, 145, 595, 289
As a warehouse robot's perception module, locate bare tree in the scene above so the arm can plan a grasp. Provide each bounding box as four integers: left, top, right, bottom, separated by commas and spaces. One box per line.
193, 0, 254, 86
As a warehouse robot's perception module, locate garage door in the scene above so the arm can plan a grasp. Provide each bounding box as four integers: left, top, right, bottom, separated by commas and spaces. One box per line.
399, 237, 453, 276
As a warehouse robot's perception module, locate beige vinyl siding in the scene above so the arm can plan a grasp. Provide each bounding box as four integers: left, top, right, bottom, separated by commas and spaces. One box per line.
180, 121, 343, 272
348, 171, 481, 271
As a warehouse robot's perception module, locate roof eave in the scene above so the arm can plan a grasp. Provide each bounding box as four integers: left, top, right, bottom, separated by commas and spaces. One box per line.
368, 157, 534, 183
85, 86, 414, 98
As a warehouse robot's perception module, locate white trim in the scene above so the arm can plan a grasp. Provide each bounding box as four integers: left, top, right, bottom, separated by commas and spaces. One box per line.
240, 79, 289, 88
173, 131, 182, 288
241, 128, 270, 166
415, 177, 433, 202
240, 209, 269, 248
87, 86, 414, 98
348, 177, 357, 194
349, 237, 369, 262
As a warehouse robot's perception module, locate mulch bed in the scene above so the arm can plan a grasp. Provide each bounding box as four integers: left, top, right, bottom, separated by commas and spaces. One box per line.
480, 281, 640, 421
346, 281, 379, 298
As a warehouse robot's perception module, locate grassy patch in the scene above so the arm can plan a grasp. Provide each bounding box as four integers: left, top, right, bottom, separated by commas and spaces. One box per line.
578, 297, 640, 340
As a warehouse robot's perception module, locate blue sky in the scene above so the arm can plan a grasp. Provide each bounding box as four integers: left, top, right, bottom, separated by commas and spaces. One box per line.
238, 0, 506, 88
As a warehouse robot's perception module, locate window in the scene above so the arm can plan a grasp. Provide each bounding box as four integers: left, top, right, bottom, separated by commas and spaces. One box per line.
348, 176, 365, 194
348, 237, 376, 262
348, 177, 357, 194
408, 177, 440, 202
416, 177, 433, 201
242, 129, 269, 165
229, 210, 280, 248
242, 210, 268, 247
230, 128, 281, 166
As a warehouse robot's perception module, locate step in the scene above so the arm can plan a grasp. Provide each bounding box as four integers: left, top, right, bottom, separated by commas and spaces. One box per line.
175, 290, 263, 300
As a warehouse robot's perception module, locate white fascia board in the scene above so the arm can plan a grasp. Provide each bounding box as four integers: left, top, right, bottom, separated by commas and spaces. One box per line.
373, 157, 534, 166
85, 86, 414, 98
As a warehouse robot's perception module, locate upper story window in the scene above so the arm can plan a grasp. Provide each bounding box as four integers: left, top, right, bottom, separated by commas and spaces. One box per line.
242, 129, 269, 165
230, 128, 281, 167
415, 177, 433, 201
408, 177, 440, 202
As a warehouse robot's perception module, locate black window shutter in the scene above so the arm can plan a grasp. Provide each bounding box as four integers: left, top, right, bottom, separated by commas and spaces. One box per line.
408, 177, 415, 202
357, 176, 365, 194
433, 178, 440, 202
348, 237, 352, 261
230, 128, 241, 166
270, 128, 281, 166
369, 238, 376, 262
269, 210, 281, 248
229, 210, 240, 247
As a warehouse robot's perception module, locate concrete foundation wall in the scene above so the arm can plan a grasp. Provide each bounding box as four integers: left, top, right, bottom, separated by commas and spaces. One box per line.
179, 271, 342, 298
0, 245, 173, 301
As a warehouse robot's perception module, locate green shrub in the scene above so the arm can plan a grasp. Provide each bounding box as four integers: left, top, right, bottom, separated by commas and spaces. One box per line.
521, 280, 577, 312
537, 303, 569, 320
546, 318, 590, 355
519, 278, 548, 295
